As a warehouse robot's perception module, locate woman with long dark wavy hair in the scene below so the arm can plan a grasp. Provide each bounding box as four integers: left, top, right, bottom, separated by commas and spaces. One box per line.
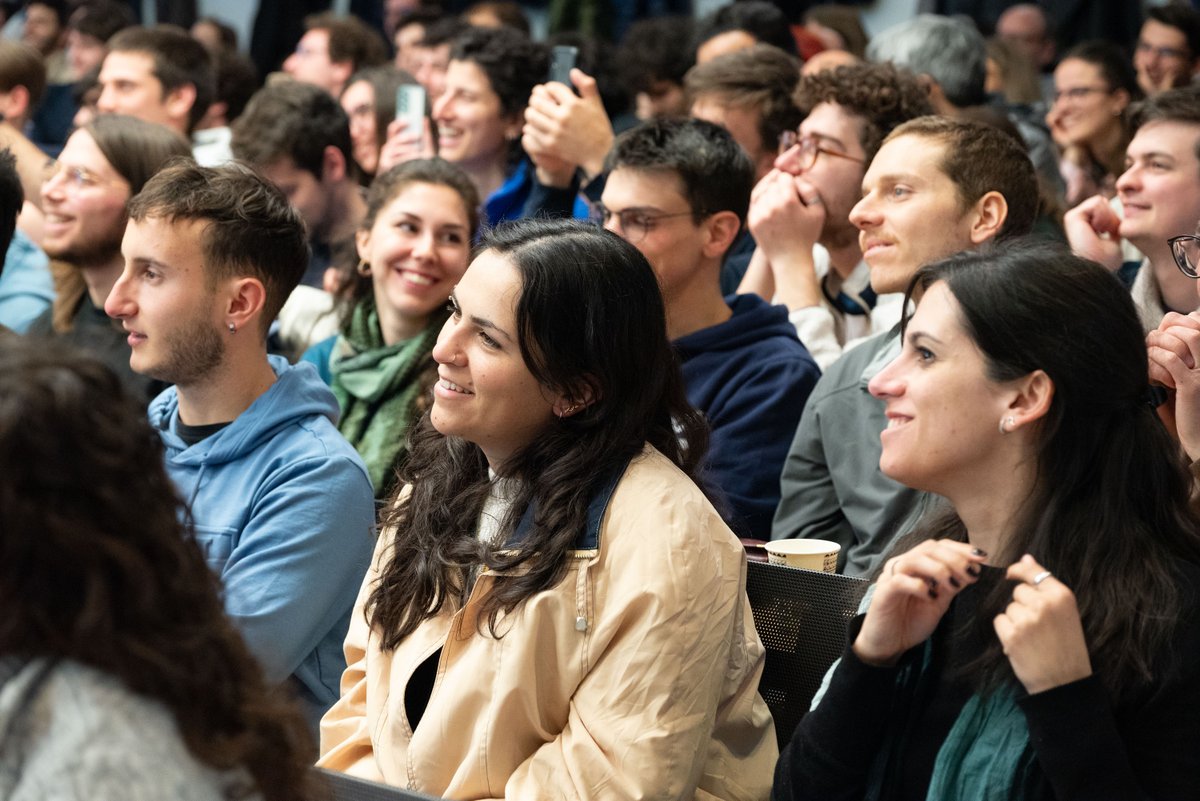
319, 218, 778, 798
0, 340, 315, 801
773, 242, 1200, 800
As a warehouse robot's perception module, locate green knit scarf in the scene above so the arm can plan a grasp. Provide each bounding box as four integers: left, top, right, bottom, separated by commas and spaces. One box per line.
329, 300, 443, 497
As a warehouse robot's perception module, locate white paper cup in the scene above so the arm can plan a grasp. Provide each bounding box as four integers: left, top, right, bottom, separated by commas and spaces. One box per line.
764, 539, 840, 572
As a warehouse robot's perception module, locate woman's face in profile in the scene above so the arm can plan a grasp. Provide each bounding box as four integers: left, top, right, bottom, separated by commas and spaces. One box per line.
429, 249, 562, 469
341, 79, 379, 176
867, 281, 1019, 497
432, 60, 517, 170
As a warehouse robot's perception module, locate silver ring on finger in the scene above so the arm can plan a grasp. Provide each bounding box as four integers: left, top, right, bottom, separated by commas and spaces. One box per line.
1032, 570, 1052, 586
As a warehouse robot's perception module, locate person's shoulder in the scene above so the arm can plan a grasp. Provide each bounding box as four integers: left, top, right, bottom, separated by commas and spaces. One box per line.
299, 335, 338, 384
226, 362, 370, 484
604, 446, 739, 556
23, 306, 53, 337
823, 328, 894, 382
703, 294, 817, 365
301, 334, 337, 363
7, 660, 245, 801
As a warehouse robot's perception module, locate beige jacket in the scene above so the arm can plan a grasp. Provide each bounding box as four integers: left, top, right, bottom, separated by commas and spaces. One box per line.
318, 446, 778, 799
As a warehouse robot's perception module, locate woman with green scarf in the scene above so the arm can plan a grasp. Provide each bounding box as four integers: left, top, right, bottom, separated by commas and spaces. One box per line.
773, 244, 1200, 800
303, 159, 480, 498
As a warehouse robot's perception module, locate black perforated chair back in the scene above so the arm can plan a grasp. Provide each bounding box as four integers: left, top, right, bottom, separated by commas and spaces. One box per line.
314, 769, 445, 801
745, 560, 869, 748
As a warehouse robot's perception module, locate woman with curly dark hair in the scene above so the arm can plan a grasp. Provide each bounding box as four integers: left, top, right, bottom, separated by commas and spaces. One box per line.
430, 26, 548, 225
0, 339, 315, 801
319, 218, 778, 798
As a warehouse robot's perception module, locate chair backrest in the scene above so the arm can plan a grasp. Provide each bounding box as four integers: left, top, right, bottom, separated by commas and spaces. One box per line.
314, 768, 445, 801
745, 559, 869, 748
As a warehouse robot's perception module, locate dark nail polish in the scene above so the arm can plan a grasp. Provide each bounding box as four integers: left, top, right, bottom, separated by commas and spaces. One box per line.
949, 576, 961, 588
972, 547, 988, 557
966, 565, 981, 577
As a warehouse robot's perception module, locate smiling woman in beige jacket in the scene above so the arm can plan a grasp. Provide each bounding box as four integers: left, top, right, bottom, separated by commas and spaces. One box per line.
318, 219, 778, 799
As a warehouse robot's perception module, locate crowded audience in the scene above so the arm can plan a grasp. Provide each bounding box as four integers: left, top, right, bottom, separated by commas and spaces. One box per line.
3, 3, 1200, 799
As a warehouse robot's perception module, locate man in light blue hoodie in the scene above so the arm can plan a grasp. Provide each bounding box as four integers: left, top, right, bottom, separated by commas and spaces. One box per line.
104, 161, 375, 729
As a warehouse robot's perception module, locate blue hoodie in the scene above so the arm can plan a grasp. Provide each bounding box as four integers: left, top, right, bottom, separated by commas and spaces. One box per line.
675, 294, 820, 540
149, 357, 375, 725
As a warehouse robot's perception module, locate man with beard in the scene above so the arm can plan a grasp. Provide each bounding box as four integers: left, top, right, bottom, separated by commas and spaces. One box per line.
738, 62, 932, 369
26, 114, 190, 403
104, 161, 374, 732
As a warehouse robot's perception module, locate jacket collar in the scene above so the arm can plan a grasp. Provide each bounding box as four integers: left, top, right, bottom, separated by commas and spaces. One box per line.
503, 457, 630, 553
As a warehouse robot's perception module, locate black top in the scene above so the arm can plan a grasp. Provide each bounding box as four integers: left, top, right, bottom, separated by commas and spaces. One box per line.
174, 418, 232, 447
773, 562, 1200, 801
27, 294, 168, 406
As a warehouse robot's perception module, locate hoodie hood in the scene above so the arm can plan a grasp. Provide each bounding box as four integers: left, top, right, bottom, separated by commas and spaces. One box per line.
674, 293, 802, 359
150, 355, 339, 466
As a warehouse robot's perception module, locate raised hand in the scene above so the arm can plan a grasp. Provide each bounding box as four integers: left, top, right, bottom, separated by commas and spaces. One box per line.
1063, 194, 1123, 271
522, 69, 614, 188
994, 554, 1093, 695
1146, 311, 1200, 459
377, 116, 435, 174
853, 540, 988, 667
748, 169, 825, 262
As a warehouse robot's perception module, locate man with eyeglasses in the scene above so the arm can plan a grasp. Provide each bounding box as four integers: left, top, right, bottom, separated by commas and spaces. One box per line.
1148, 224, 1200, 468
1134, 5, 1200, 97
283, 13, 388, 100
1065, 85, 1200, 332
600, 117, 820, 541
739, 62, 932, 369
24, 115, 191, 404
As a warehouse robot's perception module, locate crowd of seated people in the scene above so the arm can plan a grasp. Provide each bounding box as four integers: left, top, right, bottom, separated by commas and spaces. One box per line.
2, 2, 1200, 799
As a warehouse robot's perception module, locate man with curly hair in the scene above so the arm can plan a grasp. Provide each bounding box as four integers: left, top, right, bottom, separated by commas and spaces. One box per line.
738, 62, 932, 369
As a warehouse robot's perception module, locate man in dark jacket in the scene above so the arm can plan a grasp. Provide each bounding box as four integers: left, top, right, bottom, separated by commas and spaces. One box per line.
601, 117, 820, 539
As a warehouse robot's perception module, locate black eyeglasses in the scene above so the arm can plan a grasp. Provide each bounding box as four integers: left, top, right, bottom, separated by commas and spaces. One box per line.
594, 203, 698, 243
1049, 85, 1110, 104
1171, 235, 1200, 278
776, 132, 866, 170
1135, 40, 1191, 62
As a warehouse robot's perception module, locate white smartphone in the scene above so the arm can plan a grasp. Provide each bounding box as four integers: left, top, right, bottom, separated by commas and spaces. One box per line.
395, 84, 426, 134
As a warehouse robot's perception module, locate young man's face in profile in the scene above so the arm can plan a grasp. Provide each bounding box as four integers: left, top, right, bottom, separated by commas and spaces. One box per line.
851, 134, 980, 295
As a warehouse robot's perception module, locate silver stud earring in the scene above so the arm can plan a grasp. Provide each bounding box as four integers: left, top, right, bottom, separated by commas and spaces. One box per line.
999, 416, 1015, 434
228, 322, 237, 334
